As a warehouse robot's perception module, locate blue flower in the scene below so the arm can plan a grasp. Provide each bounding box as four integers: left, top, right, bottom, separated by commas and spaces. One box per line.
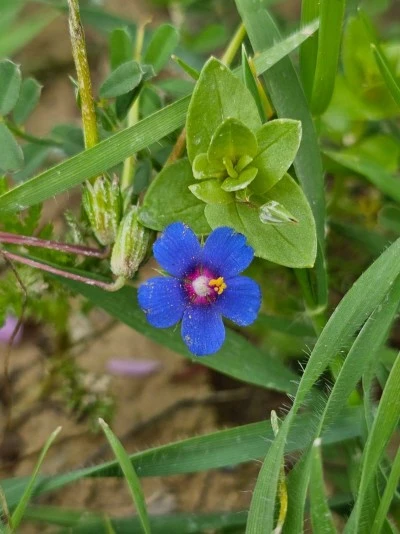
138, 223, 261, 356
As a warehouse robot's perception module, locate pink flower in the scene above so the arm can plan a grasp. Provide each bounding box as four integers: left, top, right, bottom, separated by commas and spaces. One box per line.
0, 315, 23, 345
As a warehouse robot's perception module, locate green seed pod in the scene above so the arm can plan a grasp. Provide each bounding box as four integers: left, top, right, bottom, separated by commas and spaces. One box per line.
110, 206, 153, 278
82, 175, 122, 245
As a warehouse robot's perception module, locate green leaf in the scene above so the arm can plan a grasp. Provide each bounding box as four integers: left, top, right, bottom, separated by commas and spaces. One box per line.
284, 450, 313, 532
325, 151, 400, 204
144, 24, 179, 74
205, 174, 317, 268
186, 57, 262, 163
0, 59, 21, 115
207, 118, 258, 164
371, 43, 400, 108
12, 77, 42, 125
242, 45, 267, 122
0, 123, 23, 172
346, 352, 400, 532
371, 446, 400, 534
99, 60, 144, 98
23, 507, 248, 533
189, 179, 233, 205
251, 119, 302, 194
309, 439, 336, 533
109, 28, 133, 70
310, 0, 346, 115
139, 159, 210, 234
10, 426, 61, 531
300, 0, 319, 101
192, 153, 225, 180
98, 419, 150, 534
378, 204, 400, 234
222, 166, 258, 192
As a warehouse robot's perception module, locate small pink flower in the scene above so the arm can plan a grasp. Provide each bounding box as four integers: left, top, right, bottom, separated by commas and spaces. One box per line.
107, 359, 161, 377
0, 315, 23, 345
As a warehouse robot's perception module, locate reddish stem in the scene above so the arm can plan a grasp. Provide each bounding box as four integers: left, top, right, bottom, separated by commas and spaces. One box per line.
1, 250, 124, 292
0, 232, 108, 259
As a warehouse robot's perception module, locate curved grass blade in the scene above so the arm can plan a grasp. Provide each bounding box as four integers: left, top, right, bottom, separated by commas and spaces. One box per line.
345, 352, 400, 532
300, 0, 319, 101
284, 448, 313, 533
10, 426, 61, 532
98, 419, 150, 534
371, 446, 400, 534
309, 439, 336, 534
0, 23, 318, 215
310, 0, 346, 115
1, 407, 363, 513
371, 43, 400, 108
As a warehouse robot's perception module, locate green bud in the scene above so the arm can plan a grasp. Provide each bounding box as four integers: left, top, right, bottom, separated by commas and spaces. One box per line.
82, 176, 122, 245
259, 200, 298, 224
110, 206, 153, 278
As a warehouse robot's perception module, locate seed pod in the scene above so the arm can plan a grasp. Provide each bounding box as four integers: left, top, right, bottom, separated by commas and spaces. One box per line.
110, 206, 153, 278
82, 175, 122, 245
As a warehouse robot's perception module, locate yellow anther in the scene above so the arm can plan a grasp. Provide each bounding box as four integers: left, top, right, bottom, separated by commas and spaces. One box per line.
209, 277, 227, 295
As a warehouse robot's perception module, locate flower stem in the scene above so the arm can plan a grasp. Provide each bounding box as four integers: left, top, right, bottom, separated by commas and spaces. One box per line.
67, 0, 98, 150
0, 232, 108, 259
1, 250, 124, 292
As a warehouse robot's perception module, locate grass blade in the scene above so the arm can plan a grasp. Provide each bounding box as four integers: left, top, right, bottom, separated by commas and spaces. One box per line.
284, 449, 313, 533
98, 419, 150, 534
371, 446, 400, 534
310, 0, 346, 115
325, 151, 400, 204
371, 43, 400, 108
10, 426, 61, 531
309, 439, 336, 534
346, 351, 400, 532
300, 0, 319, 101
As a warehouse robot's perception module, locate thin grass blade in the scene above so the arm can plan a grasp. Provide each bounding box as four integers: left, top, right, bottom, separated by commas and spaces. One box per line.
10, 426, 61, 531
98, 419, 150, 534
371, 43, 400, 108
371, 446, 400, 534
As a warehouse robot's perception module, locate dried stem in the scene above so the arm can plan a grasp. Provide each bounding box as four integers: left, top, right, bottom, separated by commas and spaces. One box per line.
1, 250, 124, 292
0, 232, 108, 259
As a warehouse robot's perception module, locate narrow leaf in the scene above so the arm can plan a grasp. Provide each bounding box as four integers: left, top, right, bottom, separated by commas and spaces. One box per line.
144, 24, 179, 74
0, 60, 21, 115
10, 426, 61, 531
371, 43, 400, 108
98, 419, 150, 534
0, 123, 23, 172
309, 439, 336, 534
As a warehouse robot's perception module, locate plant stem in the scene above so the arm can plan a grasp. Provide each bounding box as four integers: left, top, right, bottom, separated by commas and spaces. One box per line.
221, 23, 246, 66
1, 250, 124, 292
0, 232, 108, 258
121, 21, 147, 191
67, 0, 98, 150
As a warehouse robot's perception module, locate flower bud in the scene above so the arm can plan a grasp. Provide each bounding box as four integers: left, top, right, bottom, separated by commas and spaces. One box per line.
110, 206, 153, 278
82, 175, 122, 245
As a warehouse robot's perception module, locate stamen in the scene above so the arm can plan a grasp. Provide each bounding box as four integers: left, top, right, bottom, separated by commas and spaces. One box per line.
209, 276, 227, 295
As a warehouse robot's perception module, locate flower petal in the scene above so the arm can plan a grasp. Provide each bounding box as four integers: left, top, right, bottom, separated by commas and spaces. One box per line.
215, 276, 261, 326
138, 276, 185, 328
181, 306, 225, 356
202, 227, 254, 277
153, 222, 202, 277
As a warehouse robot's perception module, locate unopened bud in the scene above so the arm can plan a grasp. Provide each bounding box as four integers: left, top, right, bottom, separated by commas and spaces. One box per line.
82, 176, 122, 245
259, 200, 298, 225
110, 206, 153, 278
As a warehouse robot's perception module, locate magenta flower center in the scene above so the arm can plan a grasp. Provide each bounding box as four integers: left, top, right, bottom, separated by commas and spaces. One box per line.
184, 266, 227, 305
